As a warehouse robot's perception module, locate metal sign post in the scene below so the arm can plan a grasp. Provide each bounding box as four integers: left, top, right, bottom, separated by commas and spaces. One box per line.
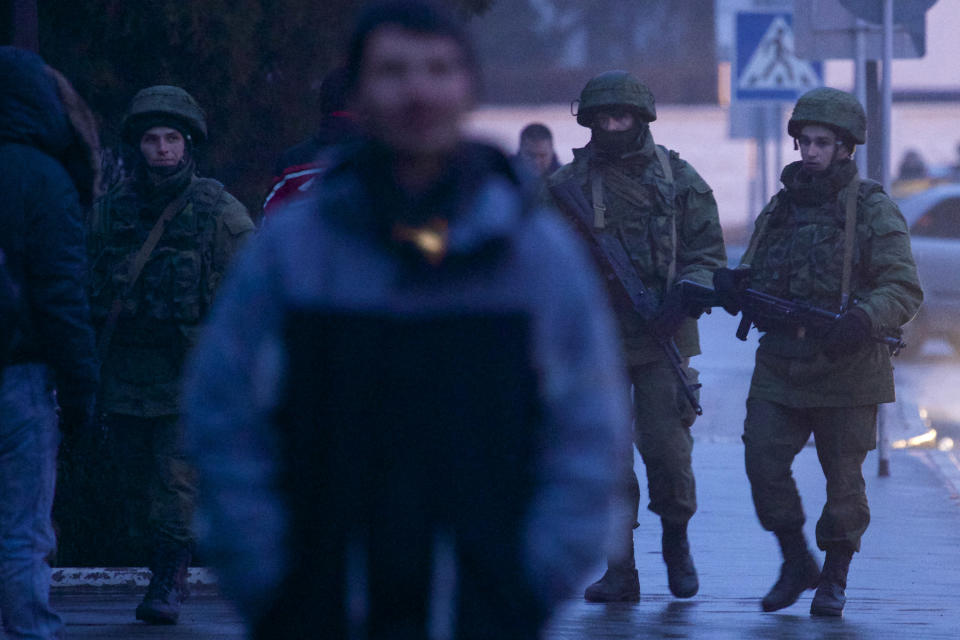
795, 0, 937, 186
882, 0, 893, 194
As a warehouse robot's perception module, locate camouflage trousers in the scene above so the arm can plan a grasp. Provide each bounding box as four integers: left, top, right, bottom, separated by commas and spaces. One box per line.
608, 358, 699, 568
743, 398, 876, 552
105, 414, 197, 554
55, 414, 196, 565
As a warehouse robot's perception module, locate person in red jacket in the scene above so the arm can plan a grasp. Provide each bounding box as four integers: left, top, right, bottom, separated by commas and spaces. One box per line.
260, 67, 360, 220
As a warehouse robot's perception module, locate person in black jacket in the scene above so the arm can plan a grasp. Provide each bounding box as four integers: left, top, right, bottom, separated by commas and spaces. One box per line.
0, 46, 100, 640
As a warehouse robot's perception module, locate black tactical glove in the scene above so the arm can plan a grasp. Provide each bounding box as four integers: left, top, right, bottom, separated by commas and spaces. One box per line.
713, 268, 751, 315
650, 285, 690, 339
822, 307, 873, 359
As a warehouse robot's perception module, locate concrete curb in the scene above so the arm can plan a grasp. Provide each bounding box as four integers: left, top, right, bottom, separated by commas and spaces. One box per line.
50, 567, 217, 589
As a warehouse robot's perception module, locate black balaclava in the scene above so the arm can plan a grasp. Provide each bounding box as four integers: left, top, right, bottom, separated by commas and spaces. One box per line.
590, 116, 647, 158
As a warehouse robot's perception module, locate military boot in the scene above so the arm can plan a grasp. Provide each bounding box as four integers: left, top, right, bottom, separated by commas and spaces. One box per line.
810, 547, 853, 617
761, 529, 821, 612
135, 545, 191, 624
662, 519, 699, 598
583, 563, 641, 603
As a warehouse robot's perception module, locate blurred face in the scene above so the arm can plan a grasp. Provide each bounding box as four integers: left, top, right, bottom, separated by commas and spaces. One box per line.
140, 126, 185, 168
519, 138, 555, 176
797, 124, 849, 172
355, 26, 474, 158
593, 108, 635, 132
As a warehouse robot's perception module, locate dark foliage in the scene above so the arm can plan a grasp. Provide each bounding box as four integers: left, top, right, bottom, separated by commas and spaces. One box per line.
2, 0, 492, 214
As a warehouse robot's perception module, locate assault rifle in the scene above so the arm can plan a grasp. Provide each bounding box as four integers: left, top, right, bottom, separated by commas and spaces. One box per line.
676, 279, 906, 355
549, 180, 703, 415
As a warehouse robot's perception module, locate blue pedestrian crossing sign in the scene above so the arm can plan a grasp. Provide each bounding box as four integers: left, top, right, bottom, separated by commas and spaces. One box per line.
735, 12, 822, 102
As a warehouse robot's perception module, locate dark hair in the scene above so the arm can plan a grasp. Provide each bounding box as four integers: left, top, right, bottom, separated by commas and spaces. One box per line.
345, 0, 478, 90
519, 123, 553, 144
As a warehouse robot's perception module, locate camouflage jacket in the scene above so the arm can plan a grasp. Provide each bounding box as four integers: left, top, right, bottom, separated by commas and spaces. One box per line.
740, 160, 923, 407
545, 132, 726, 366
88, 174, 255, 417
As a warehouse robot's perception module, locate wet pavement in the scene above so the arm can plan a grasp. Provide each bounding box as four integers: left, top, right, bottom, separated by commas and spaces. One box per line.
543, 443, 960, 639
51, 441, 960, 639
49, 312, 960, 638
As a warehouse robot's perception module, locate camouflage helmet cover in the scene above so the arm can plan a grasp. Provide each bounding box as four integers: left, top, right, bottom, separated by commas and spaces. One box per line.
787, 87, 866, 145
121, 85, 207, 145
574, 70, 657, 127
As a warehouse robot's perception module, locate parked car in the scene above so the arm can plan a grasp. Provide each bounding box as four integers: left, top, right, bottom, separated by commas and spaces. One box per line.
897, 183, 960, 354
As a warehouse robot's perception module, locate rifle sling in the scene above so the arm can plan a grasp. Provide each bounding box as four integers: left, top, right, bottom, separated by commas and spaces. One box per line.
97, 188, 192, 359
587, 146, 677, 286
549, 177, 702, 413
548, 180, 654, 315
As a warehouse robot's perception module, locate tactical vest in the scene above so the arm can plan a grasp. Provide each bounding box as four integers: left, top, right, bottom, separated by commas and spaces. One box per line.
591, 145, 678, 294
89, 176, 226, 347
748, 179, 882, 312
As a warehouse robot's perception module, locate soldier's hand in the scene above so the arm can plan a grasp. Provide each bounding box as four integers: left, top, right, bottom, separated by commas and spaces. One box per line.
713, 268, 750, 315
822, 308, 872, 360
650, 286, 689, 338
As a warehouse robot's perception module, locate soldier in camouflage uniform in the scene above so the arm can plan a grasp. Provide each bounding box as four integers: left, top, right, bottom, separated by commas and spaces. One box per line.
545, 70, 726, 602
88, 86, 255, 624
714, 87, 922, 616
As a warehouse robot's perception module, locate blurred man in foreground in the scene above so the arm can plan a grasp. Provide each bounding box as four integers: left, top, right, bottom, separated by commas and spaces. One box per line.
183, 1, 629, 637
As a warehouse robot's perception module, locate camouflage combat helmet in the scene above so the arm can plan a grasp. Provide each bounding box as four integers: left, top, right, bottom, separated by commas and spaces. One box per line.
787, 87, 866, 145
574, 70, 657, 127
121, 85, 207, 146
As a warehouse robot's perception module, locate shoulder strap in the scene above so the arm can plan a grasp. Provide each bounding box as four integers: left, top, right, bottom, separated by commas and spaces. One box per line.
740, 192, 782, 268
655, 146, 678, 287
840, 175, 861, 310
97, 188, 192, 358
654, 146, 674, 184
